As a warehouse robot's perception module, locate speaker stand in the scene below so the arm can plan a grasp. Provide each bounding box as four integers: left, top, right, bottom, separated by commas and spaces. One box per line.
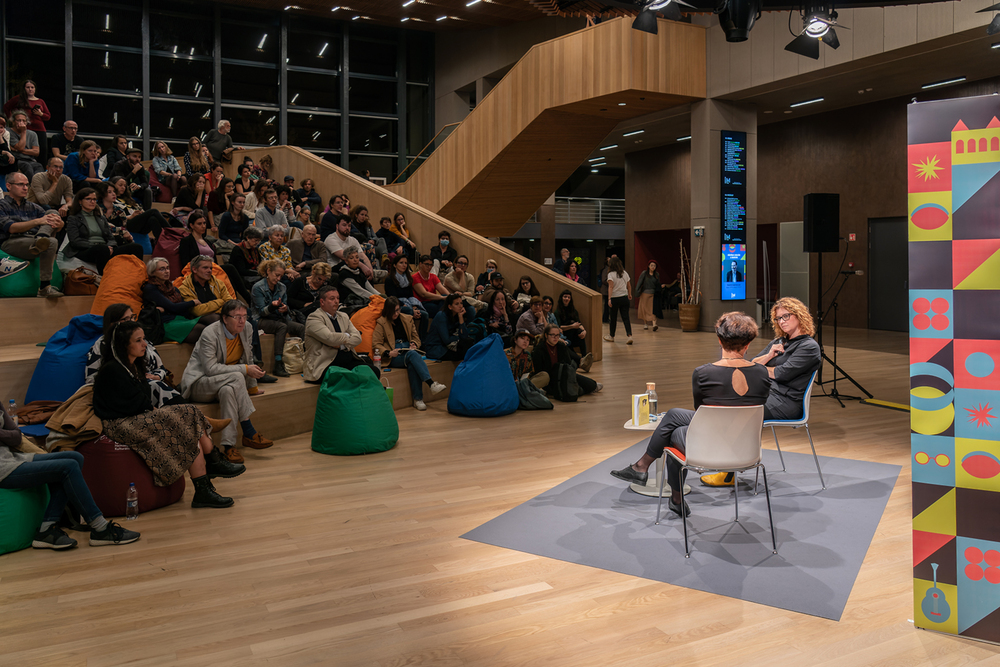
815, 259, 873, 407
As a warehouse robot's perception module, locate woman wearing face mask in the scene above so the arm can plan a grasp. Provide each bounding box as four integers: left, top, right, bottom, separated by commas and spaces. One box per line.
429, 231, 457, 276
476, 259, 498, 294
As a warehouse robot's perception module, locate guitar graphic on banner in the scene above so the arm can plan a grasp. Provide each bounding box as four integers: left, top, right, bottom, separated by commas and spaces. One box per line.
921, 562, 951, 623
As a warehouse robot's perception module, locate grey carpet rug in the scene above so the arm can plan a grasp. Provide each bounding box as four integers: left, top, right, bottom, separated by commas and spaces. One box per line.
463, 440, 901, 620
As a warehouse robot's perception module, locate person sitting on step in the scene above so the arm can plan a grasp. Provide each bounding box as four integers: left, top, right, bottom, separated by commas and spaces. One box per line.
609, 311, 771, 516
303, 285, 379, 383
530, 323, 602, 401
372, 296, 446, 411
179, 300, 274, 465
250, 258, 306, 378
505, 328, 548, 389
93, 320, 245, 509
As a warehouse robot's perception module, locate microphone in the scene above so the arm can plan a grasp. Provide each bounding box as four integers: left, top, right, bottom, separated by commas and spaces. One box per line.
840, 270, 864, 275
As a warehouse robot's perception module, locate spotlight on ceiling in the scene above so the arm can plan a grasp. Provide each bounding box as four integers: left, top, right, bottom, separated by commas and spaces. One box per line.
632, 8, 659, 34
718, 0, 762, 42
631, 0, 684, 34
977, 3, 1000, 34
786, 5, 843, 59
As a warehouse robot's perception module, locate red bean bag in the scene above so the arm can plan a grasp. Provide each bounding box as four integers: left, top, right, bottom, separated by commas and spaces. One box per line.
77, 435, 185, 517
148, 166, 173, 204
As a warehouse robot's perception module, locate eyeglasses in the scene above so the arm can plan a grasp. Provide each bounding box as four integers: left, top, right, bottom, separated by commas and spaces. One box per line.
9, 181, 29, 187
82, 196, 98, 201
775, 313, 794, 322
456, 261, 468, 266
546, 333, 561, 338
120, 314, 137, 322
226, 314, 248, 321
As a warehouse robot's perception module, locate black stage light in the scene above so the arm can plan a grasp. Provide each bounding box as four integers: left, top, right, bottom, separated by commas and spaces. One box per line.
785, 32, 820, 58
976, 1, 1000, 34
718, 0, 761, 42
632, 8, 659, 34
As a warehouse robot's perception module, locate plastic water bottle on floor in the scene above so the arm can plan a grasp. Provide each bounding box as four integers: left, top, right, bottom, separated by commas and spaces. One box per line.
126, 483, 139, 521
8, 399, 17, 427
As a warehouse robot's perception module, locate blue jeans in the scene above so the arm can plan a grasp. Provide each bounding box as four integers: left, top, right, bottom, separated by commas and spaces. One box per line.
390, 350, 431, 400
0, 451, 104, 524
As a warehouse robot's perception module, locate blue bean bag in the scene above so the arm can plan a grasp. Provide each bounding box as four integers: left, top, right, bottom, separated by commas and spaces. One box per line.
0, 248, 64, 298
0, 486, 49, 555
447, 333, 519, 417
312, 366, 398, 455
26, 314, 104, 405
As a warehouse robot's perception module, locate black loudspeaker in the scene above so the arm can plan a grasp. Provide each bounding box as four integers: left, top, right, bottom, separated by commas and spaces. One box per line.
803, 193, 840, 253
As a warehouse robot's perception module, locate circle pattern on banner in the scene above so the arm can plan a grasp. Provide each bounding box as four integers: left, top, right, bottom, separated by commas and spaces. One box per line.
966, 352, 995, 379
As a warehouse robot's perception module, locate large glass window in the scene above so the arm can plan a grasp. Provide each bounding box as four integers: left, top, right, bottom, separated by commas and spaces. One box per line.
221, 15, 279, 64
151, 9, 214, 57
288, 70, 340, 111
287, 112, 341, 151
149, 101, 215, 142
72, 2, 142, 49
287, 25, 341, 71
348, 78, 396, 115
349, 116, 396, 153
73, 94, 143, 139
407, 85, 430, 156
405, 35, 433, 83
150, 57, 214, 99
222, 106, 279, 146
349, 39, 396, 77
74, 48, 142, 93
222, 64, 279, 105
349, 154, 396, 182
4, 42, 67, 130
6, 0, 65, 41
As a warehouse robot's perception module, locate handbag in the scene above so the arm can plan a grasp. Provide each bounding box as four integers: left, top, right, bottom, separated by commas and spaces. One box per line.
137, 305, 165, 345
62, 267, 100, 295
283, 336, 304, 374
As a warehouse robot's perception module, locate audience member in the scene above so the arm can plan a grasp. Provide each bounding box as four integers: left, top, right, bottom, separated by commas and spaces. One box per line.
423, 293, 474, 361
516, 296, 548, 338
8, 110, 43, 177
293, 179, 321, 218
101, 135, 128, 179
376, 216, 407, 258
555, 289, 588, 356
227, 226, 263, 290
0, 117, 16, 181
324, 215, 380, 281
235, 164, 254, 195
349, 205, 387, 264
481, 272, 521, 319
143, 257, 213, 344
287, 261, 332, 318
205, 161, 225, 194
0, 172, 64, 297
287, 223, 328, 275
4, 82, 50, 160
0, 402, 140, 550
179, 212, 251, 303
204, 120, 243, 163
28, 157, 72, 217
107, 175, 174, 254
337, 247, 379, 306
411, 254, 450, 316
610, 312, 768, 515
512, 275, 540, 309
178, 254, 234, 319
179, 300, 274, 463
372, 296, 446, 410
49, 120, 81, 160
476, 258, 498, 293
274, 185, 298, 228
303, 286, 378, 383
531, 323, 602, 400
542, 295, 591, 371
243, 179, 269, 221
635, 260, 660, 331
383, 254, 428, 324
251, 259, 306, 377
254, 188, 287, 230
258, 225, 299, 281
206, 177, 235, 228
599, 257, 611, 322
293, 205, 311, 230
183, 136, 210, 178
429, 230, 456, 276
443, 255, 485, 313
486, 290, 513, 342
604, 255, 633, 345
389, 212, 416, 255
151, 141, 183, 198
218, 193, 249, 243
173, 173, 210, 224
282, 174, 295, 189
63, 140, 102, 192
256, 155, 272, 181
505, 329, 548, 388
552, 247, 570, 275
84, 302, 183, 406
565, 260, 582, 284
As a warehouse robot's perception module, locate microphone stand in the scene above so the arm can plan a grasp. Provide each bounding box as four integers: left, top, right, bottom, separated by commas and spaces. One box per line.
816, 268, 873, 407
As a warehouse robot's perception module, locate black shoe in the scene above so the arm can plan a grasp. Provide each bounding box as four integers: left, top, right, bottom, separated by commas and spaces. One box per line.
32, 525, 78, 550
89, 521, 141, 546
191, 475, 235, 508
668, 498, 691, 518
272, 359, 289, 377
258, 373, 278, 383
205, 449, 246, 479
610, 465, 648, 485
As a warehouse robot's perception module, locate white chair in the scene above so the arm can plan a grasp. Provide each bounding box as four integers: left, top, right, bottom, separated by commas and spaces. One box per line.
658, 405, 776, 558
763, 370, 825, 489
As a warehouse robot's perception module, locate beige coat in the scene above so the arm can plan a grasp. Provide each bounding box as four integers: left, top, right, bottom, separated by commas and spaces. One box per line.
303, 308, 362, 382
371, 314, 420, 367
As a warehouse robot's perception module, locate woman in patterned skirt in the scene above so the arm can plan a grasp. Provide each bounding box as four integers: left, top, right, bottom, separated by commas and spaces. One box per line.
92, 320, 245, 508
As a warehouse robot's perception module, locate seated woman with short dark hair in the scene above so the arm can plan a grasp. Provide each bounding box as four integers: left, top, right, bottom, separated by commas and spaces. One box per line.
610, 311, 771, 517
63, 187, 144, 274
423, 293, 474, 361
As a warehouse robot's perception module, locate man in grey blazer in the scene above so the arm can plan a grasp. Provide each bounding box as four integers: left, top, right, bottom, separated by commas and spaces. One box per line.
286, 224, 329, 276
303, 286, 377, 383
180, 300, 274, 463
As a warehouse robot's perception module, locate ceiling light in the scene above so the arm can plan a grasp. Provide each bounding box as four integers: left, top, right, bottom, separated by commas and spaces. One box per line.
790, 97, 824, 107
257, 34, 268, 50
591, 163, 606, 168
992, 42, 1000, 48
319, 42, 328, 56
401, 17, 409, 21
466, 0, 481, 5
352, 15, 361, 19
677, 135, 691, 141
436, 15, 447, 20
291, 93, 300, 104
921, 77, 966, 89
618, 102, 626, 106
786, 6, 840, 59
588, 157, 603, 162
623, 129, 644, 137
600, 144, 618, 150
331, 5, 341, 10
591, 169, 599, 173
632, 8, 658, 35
403, 0, 416, 5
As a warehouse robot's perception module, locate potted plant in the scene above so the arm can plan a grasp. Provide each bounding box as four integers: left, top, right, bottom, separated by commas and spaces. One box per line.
678, 237, 703, 331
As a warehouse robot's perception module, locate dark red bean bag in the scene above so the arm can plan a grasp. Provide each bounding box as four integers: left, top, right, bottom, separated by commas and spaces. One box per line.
77, 435, 185, 517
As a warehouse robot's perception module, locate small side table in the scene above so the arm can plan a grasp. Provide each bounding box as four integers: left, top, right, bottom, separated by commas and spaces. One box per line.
623, 417, 692, 497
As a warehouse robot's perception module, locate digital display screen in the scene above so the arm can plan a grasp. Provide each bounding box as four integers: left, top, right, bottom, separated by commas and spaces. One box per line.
720, 130, 747, 244
721, 244, 746, 302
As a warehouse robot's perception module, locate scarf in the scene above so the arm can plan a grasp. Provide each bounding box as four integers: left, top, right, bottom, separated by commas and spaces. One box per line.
393, 271, 410, 288
147, 276, 183, 303
238, 242, 261, 268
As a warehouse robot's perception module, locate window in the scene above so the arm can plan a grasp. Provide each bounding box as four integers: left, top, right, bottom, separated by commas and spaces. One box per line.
405, 35, 432, 83
287, 26, 341, 70
72, 2, 142, 49
348, 154, 396, 182
221, 14, 279, 64
73, 49, 142, 93
6, 0, 64, 40
287, 112, 341, 151
407, 85, 430, 156
222, 64, 279, 105
4, 43, 66, 130
222, 106, 279, 146
150, 57, 214, 99
149, 101, 215, 142
288, 70, 341, 110
349, 116, 396, 153
73, 95, 143, 140
151, 6, 214, 57
349, 39, 396, 77
348, 78, 396, 115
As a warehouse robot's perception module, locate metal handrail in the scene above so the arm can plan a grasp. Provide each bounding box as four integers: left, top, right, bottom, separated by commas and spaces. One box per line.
390, 122, 461, 185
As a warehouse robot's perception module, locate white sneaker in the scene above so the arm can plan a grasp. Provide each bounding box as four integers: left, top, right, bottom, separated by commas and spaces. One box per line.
413, 400, 427, 411
430, 382, 446, 395
644, 325, 648, 330
0, 257, 29, 279
595, 382, 604, 393
603, 335, 614, 343
626, 337, 633, 345
37, 285, 64, 298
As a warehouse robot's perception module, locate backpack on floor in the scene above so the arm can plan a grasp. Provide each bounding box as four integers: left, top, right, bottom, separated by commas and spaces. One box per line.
550, 361, 580, 403
516, 378, 553, 410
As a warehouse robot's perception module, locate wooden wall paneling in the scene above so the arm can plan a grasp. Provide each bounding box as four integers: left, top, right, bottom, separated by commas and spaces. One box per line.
707, 23, 731, 98
883, 5, 918, 52
750, 11, 776, 88
226, 146, 605, 360
917, 2, 954, 42
853, 7, 886, 60
954, 0, 993, 32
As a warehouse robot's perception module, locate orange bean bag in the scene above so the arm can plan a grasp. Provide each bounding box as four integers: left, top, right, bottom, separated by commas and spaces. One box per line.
173, 262, 236, 299
90, 254, 147, 315
349, 294, 385, 355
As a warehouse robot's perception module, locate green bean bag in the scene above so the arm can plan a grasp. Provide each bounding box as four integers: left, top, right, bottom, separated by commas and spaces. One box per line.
0, 485, 49, 555
0, 249, 64, 298
311, 365, 398, 455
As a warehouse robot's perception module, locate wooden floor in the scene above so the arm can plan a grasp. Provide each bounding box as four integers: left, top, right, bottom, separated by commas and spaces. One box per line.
2, 322, 997, 666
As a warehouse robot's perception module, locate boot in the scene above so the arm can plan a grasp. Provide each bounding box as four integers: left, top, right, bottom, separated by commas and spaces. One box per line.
191, 475, 235, 508
273, 358, 290, 377
205, 416, 232, 434
205, 448, 246, 479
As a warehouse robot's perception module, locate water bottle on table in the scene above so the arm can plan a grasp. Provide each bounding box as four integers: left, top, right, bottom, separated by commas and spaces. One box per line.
126, 483, 139, 521
646, 383, 658, 416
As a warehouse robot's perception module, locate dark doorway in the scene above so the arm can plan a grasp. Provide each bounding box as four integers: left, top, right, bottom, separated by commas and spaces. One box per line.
868, 216, 908, 332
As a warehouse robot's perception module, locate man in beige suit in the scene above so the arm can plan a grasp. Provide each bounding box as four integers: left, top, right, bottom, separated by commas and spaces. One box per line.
303, 286, 377, 383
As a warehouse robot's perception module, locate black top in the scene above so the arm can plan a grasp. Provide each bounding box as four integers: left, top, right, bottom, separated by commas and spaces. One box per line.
112, 159, 149, 187
756, 334, 821, 404
691, 362, 771, 410
218, 211, 247, 243
102, 147, 126, 178
142, 282, 195, 324
49, 132, 82, 157
319, 211, 345, 241
376, 227, 403, 249
531, 341, 573, 376
430, 245, 457, 264
93, 359, 154, 420
178, 234, 217, 270
174, 188, 203, 210
384, 272, 414, 300
287, 275, 335, 312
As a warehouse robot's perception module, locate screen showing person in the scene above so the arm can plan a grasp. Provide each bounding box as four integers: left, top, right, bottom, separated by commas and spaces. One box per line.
721, 244, 746, 301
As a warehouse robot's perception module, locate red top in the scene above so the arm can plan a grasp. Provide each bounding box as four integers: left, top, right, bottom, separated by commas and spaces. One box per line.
412, 272, 441, 303
3, 96, 51, 133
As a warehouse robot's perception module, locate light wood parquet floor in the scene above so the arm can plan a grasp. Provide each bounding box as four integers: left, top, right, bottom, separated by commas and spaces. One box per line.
2, 320, 997, 666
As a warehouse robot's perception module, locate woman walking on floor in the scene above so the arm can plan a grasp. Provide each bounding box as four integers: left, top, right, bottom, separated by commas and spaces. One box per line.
603, 256, 633, 345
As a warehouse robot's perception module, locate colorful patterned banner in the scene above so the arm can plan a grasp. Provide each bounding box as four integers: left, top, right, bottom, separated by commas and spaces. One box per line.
909, 95, 1000, 642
